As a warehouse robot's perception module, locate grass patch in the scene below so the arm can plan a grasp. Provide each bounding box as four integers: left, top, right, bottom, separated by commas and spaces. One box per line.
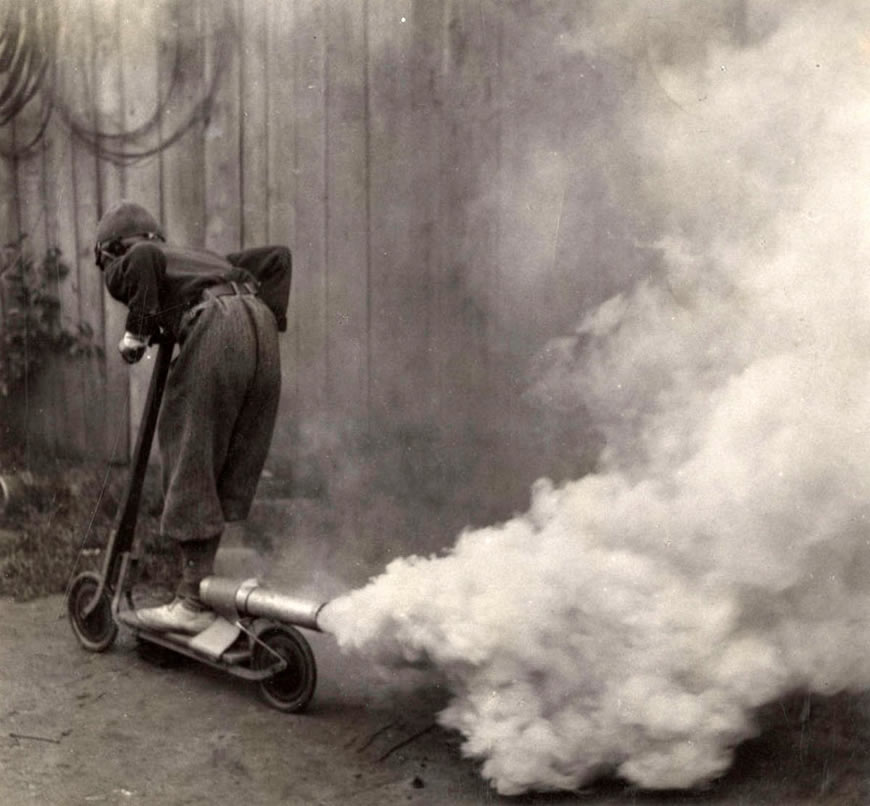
0, 447, 176, 601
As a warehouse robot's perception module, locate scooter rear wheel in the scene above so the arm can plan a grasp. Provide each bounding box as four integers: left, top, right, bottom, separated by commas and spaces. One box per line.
67, 572, 118, 652
252, 625, 317, 712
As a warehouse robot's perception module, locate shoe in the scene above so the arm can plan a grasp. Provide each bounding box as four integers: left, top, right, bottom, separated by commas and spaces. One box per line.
135, 597, 216, 635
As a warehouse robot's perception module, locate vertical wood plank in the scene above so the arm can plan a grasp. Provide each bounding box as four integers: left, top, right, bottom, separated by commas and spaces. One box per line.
324, 0, 368, 420
431, 0, 460, 429
0, 154, 13, 248
239, 0, 268, 248
204, 0, 242, 254
12, 120, 52, 457
434, 0, 501, 432
445, 0, 506, 498
159, 0, 206, 248
43, 111, 87, 457
265, 0, 299, 444
11, 141, 47, 254
0, 152, 12, 341
0, 125, 28, 455
265, 2, 296, 248
65, 2, 108, 459
40, 134, 67, 459
407, 0, 444, 426
93, 0, 130, 462
366, 0, 415, 426
0, 149, 12, 452
120, 0, 165, 455
292, 0, 328, 419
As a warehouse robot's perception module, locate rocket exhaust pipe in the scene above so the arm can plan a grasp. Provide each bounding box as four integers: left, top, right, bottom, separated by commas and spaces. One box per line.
199, 576, 328, 632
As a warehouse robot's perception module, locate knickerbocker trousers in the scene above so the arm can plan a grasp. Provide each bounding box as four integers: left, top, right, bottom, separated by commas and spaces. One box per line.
157, 293, 281, 543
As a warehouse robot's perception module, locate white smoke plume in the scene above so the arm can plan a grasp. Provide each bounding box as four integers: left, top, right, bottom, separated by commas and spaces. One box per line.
319, 2, 870, 794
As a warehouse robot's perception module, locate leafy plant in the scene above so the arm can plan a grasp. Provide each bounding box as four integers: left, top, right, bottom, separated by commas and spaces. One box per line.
0, 236, 102, 398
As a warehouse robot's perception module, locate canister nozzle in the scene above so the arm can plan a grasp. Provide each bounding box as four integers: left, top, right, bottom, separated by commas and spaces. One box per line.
199, 576, 328, 632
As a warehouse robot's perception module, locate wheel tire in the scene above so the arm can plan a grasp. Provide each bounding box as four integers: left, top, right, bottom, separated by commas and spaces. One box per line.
67, 572, 118, 652
253, 625, 317, 713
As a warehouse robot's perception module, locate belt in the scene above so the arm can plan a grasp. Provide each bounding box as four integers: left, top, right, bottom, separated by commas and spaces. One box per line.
181, 281, 259, 329
201, 280, 259, 300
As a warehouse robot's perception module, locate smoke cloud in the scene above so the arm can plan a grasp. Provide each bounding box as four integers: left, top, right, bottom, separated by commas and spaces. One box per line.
319, 1, 870, 794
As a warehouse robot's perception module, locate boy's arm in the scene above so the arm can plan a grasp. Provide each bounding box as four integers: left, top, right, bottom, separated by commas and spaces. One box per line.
104, 242, 167, 340
225, 245, 292, 331
104, 242, 167, 363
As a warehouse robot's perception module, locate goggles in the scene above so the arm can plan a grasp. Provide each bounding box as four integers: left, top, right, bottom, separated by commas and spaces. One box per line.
94, 231, 164, 269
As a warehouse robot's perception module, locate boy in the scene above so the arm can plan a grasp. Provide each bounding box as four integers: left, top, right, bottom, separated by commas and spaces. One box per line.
94, 200, 290, 633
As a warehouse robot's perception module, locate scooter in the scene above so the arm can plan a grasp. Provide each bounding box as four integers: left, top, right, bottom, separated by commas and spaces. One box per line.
66, 337, 326, 713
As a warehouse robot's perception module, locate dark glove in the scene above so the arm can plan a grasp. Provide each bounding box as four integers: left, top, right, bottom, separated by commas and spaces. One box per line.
118, 332, 148, 364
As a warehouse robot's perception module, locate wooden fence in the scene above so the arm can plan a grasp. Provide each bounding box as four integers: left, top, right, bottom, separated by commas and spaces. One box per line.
0, 0, 702, 476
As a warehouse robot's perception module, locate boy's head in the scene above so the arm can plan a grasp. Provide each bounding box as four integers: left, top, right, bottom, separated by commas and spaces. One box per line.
94, 200, 165, 269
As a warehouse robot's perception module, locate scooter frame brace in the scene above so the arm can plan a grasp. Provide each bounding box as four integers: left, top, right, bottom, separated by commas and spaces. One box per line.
83, 337, 175, 618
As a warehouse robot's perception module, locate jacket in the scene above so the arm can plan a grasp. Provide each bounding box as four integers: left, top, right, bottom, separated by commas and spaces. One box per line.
103, 242, 292, 339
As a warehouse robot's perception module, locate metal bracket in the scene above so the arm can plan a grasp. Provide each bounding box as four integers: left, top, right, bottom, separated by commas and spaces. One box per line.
188, 616, 243, 661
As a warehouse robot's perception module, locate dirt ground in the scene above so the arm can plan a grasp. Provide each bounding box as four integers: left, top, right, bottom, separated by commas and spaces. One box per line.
1, 495, 868, 805
1, 594, 868, 806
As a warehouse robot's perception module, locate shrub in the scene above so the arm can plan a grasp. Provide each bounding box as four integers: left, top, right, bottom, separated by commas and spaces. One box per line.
0, 236, 101, 398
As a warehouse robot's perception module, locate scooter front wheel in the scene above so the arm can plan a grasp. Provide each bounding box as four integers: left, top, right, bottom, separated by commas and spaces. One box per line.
67, 572, 118, 652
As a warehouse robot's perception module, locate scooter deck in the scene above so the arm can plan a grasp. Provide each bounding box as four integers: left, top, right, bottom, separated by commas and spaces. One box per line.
117, 609, 284, 681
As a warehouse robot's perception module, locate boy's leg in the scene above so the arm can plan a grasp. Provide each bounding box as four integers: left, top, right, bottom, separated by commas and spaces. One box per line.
136, 533, 222, 634
138, 300, 258, 633
217, 297, 281, 523
177, 534, 222, 602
